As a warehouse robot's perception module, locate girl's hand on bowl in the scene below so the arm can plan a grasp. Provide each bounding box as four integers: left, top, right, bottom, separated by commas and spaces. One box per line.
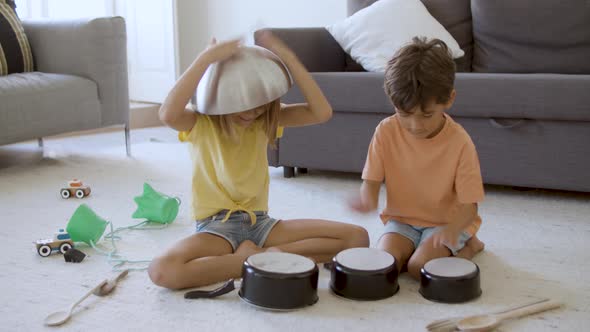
256, 30, 293, 57
200, 38, 242, 64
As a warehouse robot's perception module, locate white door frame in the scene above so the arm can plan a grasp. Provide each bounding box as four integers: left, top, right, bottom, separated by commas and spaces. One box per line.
118, 0, 179, 103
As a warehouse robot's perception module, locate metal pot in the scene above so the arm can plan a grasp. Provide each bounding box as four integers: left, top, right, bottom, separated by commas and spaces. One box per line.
196, 45, 292, 116
419, 257, 482, 303
239, 252, 319, 310
185, 252, 318, 311
329, 248, 399, 301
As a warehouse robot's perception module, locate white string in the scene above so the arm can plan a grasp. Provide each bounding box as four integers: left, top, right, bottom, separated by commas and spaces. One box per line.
87, 220, 170, 271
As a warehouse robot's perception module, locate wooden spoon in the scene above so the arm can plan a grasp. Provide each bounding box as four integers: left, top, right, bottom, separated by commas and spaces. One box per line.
93, 269, 129, 296
457, 299, 562, 331
426, 298, 550, 332
44, 279, 108, 326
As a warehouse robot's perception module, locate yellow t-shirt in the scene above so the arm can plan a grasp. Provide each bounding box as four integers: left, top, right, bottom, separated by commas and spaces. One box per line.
362, 114, 485, 235
179, 115, 280, 224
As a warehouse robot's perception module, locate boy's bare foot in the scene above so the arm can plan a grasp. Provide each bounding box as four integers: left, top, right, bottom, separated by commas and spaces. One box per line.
265, 247, 282, 253
455, 235, 485, 259
467, 235, 485, 253
235, 240, 265, 259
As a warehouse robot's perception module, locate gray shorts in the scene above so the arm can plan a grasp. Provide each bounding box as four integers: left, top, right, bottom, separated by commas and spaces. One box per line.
381, 220, 472, 255
195, 210, 279, 251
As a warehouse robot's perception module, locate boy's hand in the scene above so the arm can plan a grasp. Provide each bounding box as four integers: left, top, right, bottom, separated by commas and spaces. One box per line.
199, 38, 242, 65
432, 224, 462, 249
348, 180, 380, 214
348, 196, 374, 214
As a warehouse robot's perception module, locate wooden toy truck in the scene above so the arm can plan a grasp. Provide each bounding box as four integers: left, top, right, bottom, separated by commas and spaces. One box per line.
34, 229, 74, 257
60, 179, 91, 199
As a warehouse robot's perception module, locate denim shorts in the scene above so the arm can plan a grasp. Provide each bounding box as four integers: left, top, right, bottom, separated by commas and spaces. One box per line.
195, 210, 279, 251
381, 220, 472, 255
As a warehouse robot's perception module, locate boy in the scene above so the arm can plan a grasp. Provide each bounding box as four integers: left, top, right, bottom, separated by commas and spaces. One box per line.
350, 37, 485, 280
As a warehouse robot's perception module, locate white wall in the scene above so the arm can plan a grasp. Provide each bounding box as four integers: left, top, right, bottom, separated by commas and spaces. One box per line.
176, 0, 347, 74
14, 0, 113, 19
15, 0, 348, 102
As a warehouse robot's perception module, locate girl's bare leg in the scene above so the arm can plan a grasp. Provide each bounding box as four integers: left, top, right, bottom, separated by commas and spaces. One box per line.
148, 233, 264, 289
263, 219, 369, 263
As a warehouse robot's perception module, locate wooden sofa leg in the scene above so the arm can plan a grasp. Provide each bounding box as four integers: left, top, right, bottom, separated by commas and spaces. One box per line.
283, 166, 295, 178
298, 167, 308, 174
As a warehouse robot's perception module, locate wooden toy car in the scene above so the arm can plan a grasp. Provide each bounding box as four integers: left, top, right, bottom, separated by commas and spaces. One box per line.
60, 179, 91, 199
34, 229, 74, 257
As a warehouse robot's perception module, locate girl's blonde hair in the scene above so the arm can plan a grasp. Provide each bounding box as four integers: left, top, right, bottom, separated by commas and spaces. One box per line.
213, 99, 281, 148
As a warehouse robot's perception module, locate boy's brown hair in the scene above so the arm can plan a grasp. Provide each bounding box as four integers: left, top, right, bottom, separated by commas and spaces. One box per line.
384, 37, 456, 113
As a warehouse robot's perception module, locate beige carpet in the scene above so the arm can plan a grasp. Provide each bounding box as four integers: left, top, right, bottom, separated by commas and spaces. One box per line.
1, 127, 589, 332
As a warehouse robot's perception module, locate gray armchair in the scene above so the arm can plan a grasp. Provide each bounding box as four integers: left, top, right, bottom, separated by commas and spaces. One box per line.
0, 17, 130, 154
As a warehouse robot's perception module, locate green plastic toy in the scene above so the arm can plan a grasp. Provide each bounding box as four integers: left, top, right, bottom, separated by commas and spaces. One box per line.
66, 204, 108, 245
132, 183, 180, 224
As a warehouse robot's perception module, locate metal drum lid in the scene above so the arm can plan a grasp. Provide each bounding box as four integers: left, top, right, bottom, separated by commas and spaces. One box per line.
246, 252, 315, 274
335, 248, 394, 272
423, 257, 478, 277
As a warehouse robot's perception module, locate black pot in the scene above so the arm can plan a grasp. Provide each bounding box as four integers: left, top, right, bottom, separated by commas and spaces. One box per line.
330, 248, 399, 301
420, 257, 481, 303
238, 252, 319, 310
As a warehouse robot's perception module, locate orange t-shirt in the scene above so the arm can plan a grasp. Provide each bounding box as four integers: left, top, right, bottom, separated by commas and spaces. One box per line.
362, 114, 484, 235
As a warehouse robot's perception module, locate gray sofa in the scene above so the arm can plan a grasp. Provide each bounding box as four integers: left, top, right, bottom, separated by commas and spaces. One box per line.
257, 0, 590, 192
0, 17, 130, 154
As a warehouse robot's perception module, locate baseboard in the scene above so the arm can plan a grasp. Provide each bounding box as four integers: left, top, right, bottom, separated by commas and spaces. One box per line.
48, 102, 165, 139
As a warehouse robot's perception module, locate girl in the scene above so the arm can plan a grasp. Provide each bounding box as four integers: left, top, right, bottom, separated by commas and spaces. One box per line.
148, 32, 369, 290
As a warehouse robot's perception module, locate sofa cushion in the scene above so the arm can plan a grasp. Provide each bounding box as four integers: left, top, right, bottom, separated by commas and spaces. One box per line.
0, 72, 101, 144
282, 72, 590, 122
346, 0, 473, 72
452, 73, 590, 121
471, 0, 590, 74
0, 0, 34, 75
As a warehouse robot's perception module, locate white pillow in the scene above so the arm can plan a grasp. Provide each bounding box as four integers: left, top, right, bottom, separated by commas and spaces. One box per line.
326, 0, 464, 72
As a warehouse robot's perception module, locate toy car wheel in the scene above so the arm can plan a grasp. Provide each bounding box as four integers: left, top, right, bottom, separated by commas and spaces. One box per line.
38, 245, 52, 257
60, 189, 70, 199
59, 243, 72, 254
75, 189, 85, 198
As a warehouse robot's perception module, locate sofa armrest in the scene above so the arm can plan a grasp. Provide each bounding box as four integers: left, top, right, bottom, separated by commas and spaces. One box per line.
255, 28, 346, 72
22, 17, 129, 126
